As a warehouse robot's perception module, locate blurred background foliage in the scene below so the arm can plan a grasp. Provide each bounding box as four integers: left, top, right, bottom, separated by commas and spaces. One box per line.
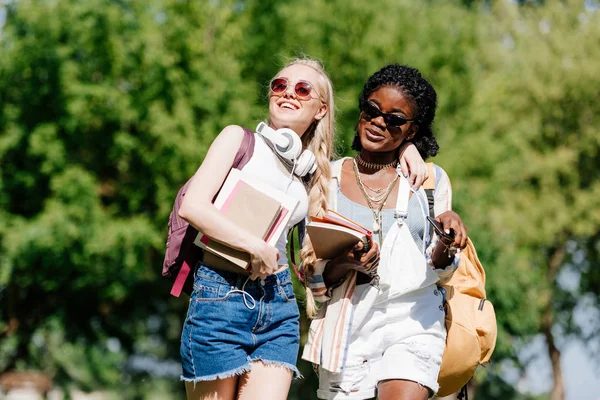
1, 0, 599, 399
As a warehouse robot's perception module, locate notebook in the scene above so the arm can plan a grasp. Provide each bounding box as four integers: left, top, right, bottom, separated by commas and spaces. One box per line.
195, 168, 299, 272
306, 210, 372, 260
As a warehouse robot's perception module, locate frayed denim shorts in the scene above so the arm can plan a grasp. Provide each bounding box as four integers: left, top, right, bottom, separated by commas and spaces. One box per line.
180, 264, 301, 383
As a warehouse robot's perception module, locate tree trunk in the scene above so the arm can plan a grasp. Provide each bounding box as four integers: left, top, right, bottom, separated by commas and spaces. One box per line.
542, 308, 564, 400
542, 245, 566, 400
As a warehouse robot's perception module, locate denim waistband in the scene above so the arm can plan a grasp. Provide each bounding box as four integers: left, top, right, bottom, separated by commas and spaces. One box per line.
260, 268, 292, 286
197, 264, 293, 310
198, 264, 292, 288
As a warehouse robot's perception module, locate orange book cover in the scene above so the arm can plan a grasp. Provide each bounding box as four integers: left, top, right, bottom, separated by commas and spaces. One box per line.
307, 210, 371, 259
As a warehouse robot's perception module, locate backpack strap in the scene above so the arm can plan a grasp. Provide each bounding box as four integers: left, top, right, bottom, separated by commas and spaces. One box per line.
288, 220, 306, 282
233, 127, 255, 168
423, 163, 436, 239
170, 127, 255, 297
457, 385, 469, 400
170, 238, 202, 297
425, 189, 434, 228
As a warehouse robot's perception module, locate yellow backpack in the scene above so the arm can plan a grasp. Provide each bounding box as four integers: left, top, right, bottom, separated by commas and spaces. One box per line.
423, 164, 498, 397
437, 238, 497, 397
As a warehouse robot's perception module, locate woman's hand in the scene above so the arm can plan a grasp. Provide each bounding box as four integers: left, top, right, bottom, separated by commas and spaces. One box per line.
349, 240, 380, 276
430, 211, 467, 269
323, 241, 379, 287
436, 211, 468, 250
399, 142, 428, 190
248, 240, 280, 280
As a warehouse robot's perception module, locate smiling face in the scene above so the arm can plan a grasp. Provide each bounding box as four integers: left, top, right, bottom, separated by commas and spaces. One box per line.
357, 85, 418, 153
268, 64, 328, 137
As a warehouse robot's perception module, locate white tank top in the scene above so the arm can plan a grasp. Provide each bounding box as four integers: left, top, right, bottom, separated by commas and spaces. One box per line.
240, 134, 309, 266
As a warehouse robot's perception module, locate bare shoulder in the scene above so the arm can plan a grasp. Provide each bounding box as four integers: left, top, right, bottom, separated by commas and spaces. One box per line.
187, 125, 250, 200
213, 124, 246, 147
205, 125, 248, 161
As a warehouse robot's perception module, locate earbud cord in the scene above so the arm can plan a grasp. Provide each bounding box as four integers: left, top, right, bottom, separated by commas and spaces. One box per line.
228, 276, 256, 310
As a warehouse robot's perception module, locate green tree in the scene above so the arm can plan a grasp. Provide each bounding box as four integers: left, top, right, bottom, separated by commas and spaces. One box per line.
445, 1, 600, 398
0, 0, 256, 395
2, 0, 598, 399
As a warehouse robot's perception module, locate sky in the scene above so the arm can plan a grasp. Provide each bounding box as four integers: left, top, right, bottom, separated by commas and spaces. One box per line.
506, 291, 600, 400
515, 336, 600, 400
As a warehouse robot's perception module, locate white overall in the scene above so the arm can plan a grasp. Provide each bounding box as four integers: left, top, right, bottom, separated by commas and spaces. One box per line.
374, 170, 438, 303
313, 162, 447, 400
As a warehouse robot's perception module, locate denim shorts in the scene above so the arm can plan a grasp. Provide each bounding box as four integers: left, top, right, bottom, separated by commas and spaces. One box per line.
180, 264, 301, 382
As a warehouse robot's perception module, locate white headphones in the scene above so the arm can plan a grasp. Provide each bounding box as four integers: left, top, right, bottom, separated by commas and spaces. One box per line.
256, 122, 317, 177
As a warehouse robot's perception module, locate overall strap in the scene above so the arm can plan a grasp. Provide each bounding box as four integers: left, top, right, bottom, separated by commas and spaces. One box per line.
394, 165, 411, 225
330, 158, 347, 181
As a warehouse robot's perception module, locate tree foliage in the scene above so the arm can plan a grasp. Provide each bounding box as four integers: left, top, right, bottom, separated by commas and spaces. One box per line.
1, 0, 598, 398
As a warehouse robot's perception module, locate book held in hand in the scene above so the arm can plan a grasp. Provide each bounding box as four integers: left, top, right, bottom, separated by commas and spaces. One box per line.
194, 168, 299, 272
306, 210, 372, 260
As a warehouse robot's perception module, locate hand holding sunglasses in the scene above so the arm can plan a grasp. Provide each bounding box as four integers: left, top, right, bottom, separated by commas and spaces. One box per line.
427, 216, 455, 242
360, 99, 419, 128
427, 211, 468, 250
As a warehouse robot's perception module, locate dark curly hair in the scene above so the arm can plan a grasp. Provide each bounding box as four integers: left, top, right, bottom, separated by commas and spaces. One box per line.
352, 64, 439, 159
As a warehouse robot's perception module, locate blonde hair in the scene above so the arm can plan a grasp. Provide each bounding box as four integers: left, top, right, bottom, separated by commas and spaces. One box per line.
275, 57, 335, 317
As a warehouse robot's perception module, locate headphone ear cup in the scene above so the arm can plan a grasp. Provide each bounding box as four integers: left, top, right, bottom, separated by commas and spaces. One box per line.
275, 128, 303, 160
255, 122, 303, 160
295, 150, 317, 177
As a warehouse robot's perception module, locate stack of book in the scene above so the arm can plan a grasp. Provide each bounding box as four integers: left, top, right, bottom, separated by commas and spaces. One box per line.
194, 168, 299, 273
306, 210, 372, 259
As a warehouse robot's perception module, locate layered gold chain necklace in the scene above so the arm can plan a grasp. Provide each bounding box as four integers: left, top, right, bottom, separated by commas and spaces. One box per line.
352, 158, 398, 247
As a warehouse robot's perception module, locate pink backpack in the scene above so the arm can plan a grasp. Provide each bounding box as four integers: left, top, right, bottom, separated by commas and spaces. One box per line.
163, 127, 255, 297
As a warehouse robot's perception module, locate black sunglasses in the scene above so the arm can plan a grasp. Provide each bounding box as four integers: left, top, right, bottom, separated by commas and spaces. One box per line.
360, 99, 418, 128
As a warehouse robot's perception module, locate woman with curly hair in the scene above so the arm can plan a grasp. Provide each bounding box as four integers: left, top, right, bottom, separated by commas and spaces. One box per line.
301, 64, 468, 400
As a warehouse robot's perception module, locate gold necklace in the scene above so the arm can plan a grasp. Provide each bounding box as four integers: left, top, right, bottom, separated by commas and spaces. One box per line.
353, 159, 398, 246
353, 159, 398, 206
355, 154, 398, 171
362, 177, 398, 198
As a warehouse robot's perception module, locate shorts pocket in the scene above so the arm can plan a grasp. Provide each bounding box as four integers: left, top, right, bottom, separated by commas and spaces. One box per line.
328, 360, 370, 394
279, 282, 296, 302
195, 284, 233, 301
194, 271, 235, 302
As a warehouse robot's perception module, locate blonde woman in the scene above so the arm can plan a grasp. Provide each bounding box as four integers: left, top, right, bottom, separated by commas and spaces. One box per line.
176, 58, 333, 400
